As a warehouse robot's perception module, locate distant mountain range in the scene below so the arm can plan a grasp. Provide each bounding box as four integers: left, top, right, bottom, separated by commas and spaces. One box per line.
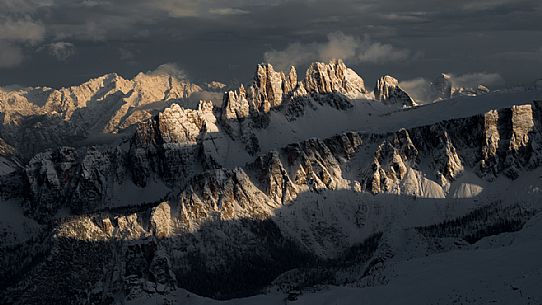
1, 59, 542, 305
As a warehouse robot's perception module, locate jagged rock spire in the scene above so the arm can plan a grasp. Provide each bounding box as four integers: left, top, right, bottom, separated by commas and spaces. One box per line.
304, 59, 368, 98
374, 75, 416, 107
430, 73, 453, 101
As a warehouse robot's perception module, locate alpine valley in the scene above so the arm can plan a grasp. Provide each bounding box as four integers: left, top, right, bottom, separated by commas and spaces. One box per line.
1, 59, 542, 305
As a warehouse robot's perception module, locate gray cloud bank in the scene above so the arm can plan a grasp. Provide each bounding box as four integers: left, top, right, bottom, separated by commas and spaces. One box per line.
0, 0, 540, 89
264, 32, 412, 70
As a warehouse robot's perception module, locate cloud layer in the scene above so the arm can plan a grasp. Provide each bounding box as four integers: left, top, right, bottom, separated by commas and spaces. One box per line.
0, 18, 45, 68
39, 42, 76, 61
264, 32, 411, 70
0, 44, 24, 68
0, 0, 539, 88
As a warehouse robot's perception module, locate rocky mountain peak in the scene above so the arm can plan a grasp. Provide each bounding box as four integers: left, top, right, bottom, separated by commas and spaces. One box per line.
222, 60, 369, 124
206, 81, 227, 91
454, 84, 490, 97
429, 73, 493, 101
429, 73, 454, 101
132, 71, 201, 101
221, 63, 288, 122
254, 63, 285, 111
0, 69, 205, 158
304, 59, 368, 99
374, 75, 416, 107
219, 60, 372, 154
283, 66, 298, 93
154, 101, 217, 145
3, 66, 542, 304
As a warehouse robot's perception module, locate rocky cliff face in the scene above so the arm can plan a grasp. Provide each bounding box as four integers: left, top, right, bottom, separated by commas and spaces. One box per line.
221, 64, 297, 122
221, 59, 370, 153
222, 59, 367, 124
303, 59, 368, 99
429, 73, 453, 101
174, 101, 542, 211
479, 104, 542, 179
374, 75, 416, 107
220, 64, 287, 153
20, 101, 222, 218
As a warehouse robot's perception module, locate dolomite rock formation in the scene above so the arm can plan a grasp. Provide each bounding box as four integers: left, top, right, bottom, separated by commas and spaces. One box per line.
19, 98, 542, 220
454, 85, 490, 97
304, 59, 368, 99
430, 73, 453, 101
479, 104, 541, 179
206, 81, 227, 91
429, 73, 492, 102
221, 60, 370, 153
221, 64, 298, 122
221, 59, 368, 123
220, 64, 299, 153
181, 102, 542, 204
22, 101, 221, 217
374, 75, 416, 107
155, 101, 217, 144
150, 202, 173, 238
129, 100, 218, 186
0, 71, 202, 158
4, 58, 542, 305
5, 101, 542, 304
249, 151, 298, 205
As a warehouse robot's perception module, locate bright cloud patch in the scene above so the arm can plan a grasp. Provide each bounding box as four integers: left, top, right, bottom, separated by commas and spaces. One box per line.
263, 32, 411, 70
39, 42, 76, 61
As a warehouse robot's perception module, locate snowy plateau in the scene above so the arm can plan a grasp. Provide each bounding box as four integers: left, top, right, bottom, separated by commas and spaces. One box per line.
1, 59, 542, 305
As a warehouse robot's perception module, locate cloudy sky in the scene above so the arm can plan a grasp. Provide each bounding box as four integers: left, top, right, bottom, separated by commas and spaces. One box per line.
0, 0, 541, 89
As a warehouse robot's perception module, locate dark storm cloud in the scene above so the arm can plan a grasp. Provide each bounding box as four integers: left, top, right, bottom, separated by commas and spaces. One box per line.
37, 41, 76, 61
0, 0, 540, 88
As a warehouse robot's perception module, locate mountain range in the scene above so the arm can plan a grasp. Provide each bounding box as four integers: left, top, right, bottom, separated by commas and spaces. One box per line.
1, 59, 542, 305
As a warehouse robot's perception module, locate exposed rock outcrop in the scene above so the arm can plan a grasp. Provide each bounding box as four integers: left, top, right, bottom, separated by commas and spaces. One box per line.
129, 100, 216, 186
23, 101, 221, 217
6, 101, 542, 304
454, 85, 490, 97
206, 81, 227, 91
220, 60, 370, 153
0, 71, 202, 158
150, 202, 173, 238
220, 64, 298, 153
304, 59, 368, 99
374, 75, 416, 107
429, 73, 453, 101
222, 64, 297, 122
479, 104, 541, 179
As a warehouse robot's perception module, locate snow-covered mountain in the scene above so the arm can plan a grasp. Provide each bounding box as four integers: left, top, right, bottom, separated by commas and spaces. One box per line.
1, 59, 542, 305
0, 71, 202, 159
